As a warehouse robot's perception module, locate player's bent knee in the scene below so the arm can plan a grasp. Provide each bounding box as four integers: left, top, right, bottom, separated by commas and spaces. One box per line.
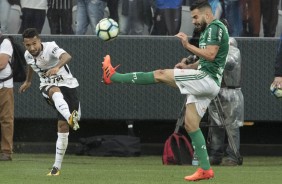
49, 87, 62, 97
154, 69, 174, 83
184, 122, 199, 133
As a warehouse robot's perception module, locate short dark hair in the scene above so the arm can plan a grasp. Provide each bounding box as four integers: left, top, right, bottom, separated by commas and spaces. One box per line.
190, 0, 211, 11
220, 18, 231, 34
22, 28, 40, 39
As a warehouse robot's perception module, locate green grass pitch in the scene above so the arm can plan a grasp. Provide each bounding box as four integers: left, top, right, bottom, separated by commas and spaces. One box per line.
0, 154, 282, 184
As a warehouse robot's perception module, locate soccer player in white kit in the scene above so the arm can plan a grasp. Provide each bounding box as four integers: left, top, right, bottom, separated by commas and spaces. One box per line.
19, 28, 80, 176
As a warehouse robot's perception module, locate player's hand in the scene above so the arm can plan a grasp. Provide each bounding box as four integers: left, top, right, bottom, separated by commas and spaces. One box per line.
45, 67, 59, 77
175, 58, 188, 69
18, 81, 32, 93
175, 32, 190, 48
271, 77, 282, 89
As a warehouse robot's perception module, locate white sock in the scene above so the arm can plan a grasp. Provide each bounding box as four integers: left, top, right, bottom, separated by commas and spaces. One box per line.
52, 92, 71, 121
53, 132, 69, 170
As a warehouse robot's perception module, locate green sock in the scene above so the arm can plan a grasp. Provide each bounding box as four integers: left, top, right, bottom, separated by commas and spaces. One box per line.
189, 129, 211, 170
111, 71, 156, 84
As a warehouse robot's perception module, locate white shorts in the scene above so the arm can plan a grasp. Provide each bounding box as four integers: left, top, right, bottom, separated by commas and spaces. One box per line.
174, 69, 220, 117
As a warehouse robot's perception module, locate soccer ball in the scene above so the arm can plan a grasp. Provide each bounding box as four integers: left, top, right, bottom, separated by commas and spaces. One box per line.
95, 18, 119, 41
270, 84, 282, 98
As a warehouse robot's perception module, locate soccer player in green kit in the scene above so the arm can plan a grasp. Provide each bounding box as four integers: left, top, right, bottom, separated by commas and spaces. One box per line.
102, 0, 229, 181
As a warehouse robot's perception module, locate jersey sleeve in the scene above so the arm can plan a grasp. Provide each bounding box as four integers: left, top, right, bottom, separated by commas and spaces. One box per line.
206, 24, 223, 46
49, 41, 66, 59
0, 39, 13, 57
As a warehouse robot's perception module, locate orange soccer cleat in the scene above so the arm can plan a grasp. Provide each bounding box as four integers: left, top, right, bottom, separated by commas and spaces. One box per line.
184, 168, 214, 181
102, 55, 120, 85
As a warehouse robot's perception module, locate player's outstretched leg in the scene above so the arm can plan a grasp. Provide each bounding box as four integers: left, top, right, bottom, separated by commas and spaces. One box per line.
68, 110, 79, 130
102, 55, 156, 85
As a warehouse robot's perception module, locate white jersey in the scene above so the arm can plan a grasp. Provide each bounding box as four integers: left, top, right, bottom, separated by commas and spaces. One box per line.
0, 38, 13, 88
24, 41, 79, 89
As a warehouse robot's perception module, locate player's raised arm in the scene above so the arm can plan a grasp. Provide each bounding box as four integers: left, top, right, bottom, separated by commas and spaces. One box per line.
58, 52, 72, 67
184, 40, 219, 61
45, 52, 72, 77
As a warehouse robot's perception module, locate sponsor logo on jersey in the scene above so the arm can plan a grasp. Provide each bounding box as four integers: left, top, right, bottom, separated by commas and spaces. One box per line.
52, 47, 59, 54
207, 28, 212, 42
218, 28, 222, 42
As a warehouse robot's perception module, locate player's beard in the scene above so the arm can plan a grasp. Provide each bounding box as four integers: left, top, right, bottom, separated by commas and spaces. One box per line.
195, 18, 207, 33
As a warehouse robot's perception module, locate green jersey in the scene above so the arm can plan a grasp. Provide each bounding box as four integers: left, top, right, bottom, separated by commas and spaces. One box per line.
198, 19, 229, 86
